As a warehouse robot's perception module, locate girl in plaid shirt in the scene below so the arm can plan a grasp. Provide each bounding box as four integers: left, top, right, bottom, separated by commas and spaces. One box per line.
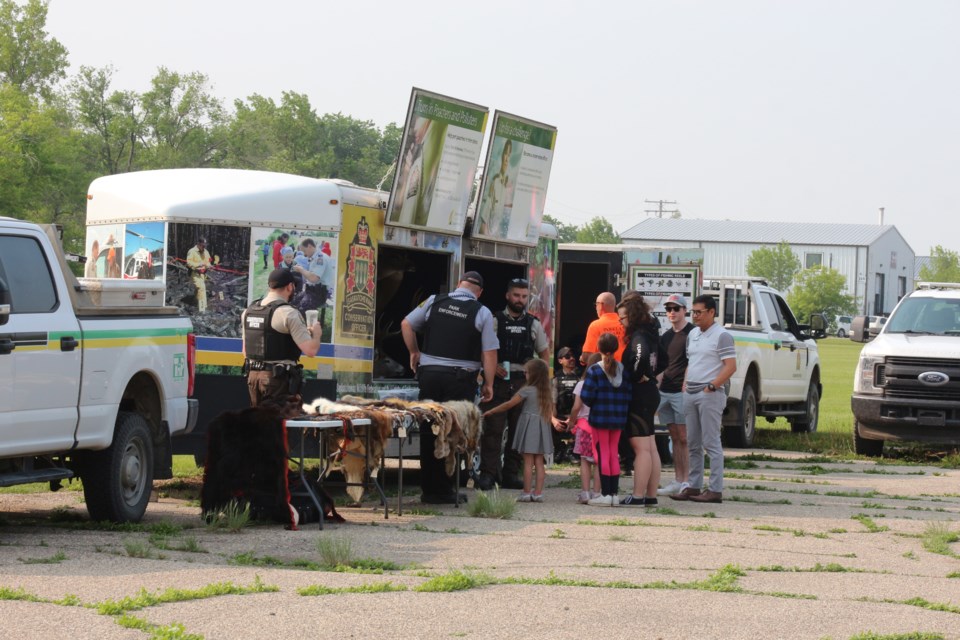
578, 332, 632, 506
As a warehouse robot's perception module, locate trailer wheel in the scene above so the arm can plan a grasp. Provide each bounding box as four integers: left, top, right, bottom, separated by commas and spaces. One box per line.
82, 412, 154, 523
791, 383, 820, 433
853, 420, 883, 457
724, 383, 756, 448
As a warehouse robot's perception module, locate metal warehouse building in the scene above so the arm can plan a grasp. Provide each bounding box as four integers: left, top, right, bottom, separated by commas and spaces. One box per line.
621, 218, 915, 316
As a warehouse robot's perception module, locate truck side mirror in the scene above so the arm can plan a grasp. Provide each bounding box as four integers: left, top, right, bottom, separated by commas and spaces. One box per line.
850, 315, 869, 342
808, 313, 826, 339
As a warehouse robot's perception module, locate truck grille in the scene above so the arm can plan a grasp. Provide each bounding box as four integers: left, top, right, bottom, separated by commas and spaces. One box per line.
881, 357, 960, 401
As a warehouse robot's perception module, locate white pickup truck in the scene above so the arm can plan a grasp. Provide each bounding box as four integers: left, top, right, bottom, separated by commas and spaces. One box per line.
701, 278, 826, 447
0, 218, 198, 522
850, 282, 960, 456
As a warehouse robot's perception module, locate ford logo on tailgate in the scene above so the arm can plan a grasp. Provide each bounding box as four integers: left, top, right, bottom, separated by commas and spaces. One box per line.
919, 371, 950, 386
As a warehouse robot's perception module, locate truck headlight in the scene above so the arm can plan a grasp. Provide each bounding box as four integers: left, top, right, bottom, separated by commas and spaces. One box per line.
854, 355, 884, 394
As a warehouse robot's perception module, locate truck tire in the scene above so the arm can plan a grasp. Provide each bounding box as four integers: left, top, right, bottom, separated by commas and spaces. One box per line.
791, 383, 820, 433
725, 383, 756, 448
837, 329, 847, 338
853, 420, 883, 457
82, 412, 154, 523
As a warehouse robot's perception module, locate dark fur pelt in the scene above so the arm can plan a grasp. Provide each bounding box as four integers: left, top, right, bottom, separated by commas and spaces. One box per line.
201, 406, 295, 527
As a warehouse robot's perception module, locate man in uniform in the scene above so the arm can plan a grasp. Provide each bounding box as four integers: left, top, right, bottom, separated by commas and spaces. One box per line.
401, 271, 498, 504
293, 237, 330, 317
242, 269, 322, 408
476, 277, 549, 490
186, 238, 212, 312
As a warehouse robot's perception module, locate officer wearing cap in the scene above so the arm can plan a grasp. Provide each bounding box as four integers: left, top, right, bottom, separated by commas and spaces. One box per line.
401, 271, 499, 504
242, 268, 323, 408
477, 277, 550, 490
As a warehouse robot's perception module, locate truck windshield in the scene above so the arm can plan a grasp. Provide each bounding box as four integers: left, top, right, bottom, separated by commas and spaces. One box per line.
886, 297, 960, 335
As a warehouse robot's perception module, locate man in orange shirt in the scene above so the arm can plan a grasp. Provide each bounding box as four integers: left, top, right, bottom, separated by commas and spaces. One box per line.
581, 291, 626, 365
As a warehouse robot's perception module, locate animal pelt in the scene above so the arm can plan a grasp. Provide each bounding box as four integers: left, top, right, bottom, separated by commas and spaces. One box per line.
444, 400, 483, 452
200, 406, 295, 528
300, 396, 394, 503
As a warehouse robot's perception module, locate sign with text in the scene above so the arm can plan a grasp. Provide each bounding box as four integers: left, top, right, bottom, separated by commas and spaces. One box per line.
386, 88, 488, 235
473, 111, 557, 246
629, 265, 701, 330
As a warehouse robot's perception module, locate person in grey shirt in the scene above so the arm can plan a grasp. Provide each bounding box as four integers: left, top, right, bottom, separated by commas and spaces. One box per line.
401, 271, 499, 504
670, 294, 737, 504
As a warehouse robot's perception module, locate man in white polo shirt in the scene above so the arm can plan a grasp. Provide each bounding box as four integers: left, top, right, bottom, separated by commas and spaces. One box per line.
670, 294, 736, 504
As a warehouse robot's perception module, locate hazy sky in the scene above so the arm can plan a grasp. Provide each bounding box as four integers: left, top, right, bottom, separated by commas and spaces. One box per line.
46, 0, 959, 256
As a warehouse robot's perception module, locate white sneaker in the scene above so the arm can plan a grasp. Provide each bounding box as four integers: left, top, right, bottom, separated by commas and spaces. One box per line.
658, 480, 683, 496
517, 493, 533, 503
577, 491, 591, 504
531, 494, 544, 503
610, 494, 620, 506
677, 481, 690, 494
588, 494, 613, 506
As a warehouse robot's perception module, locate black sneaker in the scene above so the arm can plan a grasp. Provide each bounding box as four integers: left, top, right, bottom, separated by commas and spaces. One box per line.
643, 497, 659, 507
475, 475, 496, 491
619, 494, 645, 506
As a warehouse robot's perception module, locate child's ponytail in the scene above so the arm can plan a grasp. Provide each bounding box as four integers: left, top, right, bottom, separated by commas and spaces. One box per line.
598, 332, 620, 378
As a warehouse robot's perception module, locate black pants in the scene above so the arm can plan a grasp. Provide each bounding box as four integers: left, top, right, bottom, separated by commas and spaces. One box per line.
479, 375, 525, 482
417, 366, 479, 496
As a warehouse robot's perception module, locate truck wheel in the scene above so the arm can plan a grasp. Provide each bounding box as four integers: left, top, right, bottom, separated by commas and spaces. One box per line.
853, 420, 883, 457
82, 412, 154, 523
791, 383, 820, 433
725, 383, 756, 448
837, 329, 847, 338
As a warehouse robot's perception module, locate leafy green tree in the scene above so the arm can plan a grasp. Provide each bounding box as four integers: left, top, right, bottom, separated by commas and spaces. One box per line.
918, 246, 960, 283
542, 214, 578, 243
746, 240, 801, 292
69, 65, 143, 174
0, 0, 67, 100
139, 67, 226, 169
575, 216, 621, 244
787, 266, 856, 325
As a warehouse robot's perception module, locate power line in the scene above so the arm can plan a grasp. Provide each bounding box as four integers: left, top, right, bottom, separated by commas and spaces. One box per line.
644, 199, 679, 218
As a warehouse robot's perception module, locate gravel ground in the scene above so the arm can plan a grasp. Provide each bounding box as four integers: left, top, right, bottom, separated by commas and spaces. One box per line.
2, 451, 959, 640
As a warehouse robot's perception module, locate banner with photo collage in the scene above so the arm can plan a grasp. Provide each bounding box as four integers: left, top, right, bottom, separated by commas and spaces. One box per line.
473, 112, 557, 246
386, 88, 489, 235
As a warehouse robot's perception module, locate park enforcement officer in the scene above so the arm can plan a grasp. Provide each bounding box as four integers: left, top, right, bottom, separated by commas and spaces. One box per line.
401, 271, 499, 504
476, 277, 549, 490
242, 268, 322, 408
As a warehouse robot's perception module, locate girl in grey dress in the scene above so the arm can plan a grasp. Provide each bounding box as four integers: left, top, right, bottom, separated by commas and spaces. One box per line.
482, 359, 554, 502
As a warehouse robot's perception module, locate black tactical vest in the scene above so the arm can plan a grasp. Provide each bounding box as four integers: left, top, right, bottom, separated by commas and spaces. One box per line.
244, 299, 303, 362
422, 293, 483, 362
497, 310, 535, 364
554, 370, 580, 417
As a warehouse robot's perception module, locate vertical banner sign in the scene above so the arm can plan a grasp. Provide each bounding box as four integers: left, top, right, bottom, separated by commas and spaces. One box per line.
387, 88, 489, 234
338, 205, 384, 343
474, 112, 557, 246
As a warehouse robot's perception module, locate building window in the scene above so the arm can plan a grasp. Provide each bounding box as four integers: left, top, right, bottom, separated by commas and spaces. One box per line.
898, 276, 907, 302
874, 273, 886, 314
805, 252, 823, 269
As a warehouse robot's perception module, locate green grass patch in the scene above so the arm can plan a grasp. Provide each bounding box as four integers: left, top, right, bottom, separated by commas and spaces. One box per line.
297, 582, 408, 596
576, 518, 664, 527
468, 488, 516, 519
415, 570, 493, 592
753, 563, 867, 573
848, 633, 944, 640
93, 577, 276, 615
851, 514, 889, 533
203, 500, 250, 532
19, 550, 67, 564
920, 522, 959, 558
549, 528, 566, 539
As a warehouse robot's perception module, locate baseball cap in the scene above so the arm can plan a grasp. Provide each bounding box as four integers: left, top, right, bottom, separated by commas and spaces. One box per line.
557, 346, 574, 359
664, 294, 689, 308
268, 268, 296, 289
460, 271, 484, 288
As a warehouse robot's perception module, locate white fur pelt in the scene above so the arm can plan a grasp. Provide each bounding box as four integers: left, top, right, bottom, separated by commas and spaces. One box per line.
302, 397, 368, 416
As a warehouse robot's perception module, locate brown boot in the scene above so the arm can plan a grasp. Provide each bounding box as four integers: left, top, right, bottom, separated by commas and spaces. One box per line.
668, 487, 702, 501
689, 490, 722, 503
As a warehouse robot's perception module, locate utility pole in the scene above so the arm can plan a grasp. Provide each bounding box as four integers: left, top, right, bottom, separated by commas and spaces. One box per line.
644, 199, 679, 218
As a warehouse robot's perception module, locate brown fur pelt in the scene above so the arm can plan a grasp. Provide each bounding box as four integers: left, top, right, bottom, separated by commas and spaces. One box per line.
300, 397, 393, 503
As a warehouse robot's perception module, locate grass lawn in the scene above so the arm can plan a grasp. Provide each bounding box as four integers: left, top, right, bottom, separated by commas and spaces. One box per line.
753, 337, 863, 456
